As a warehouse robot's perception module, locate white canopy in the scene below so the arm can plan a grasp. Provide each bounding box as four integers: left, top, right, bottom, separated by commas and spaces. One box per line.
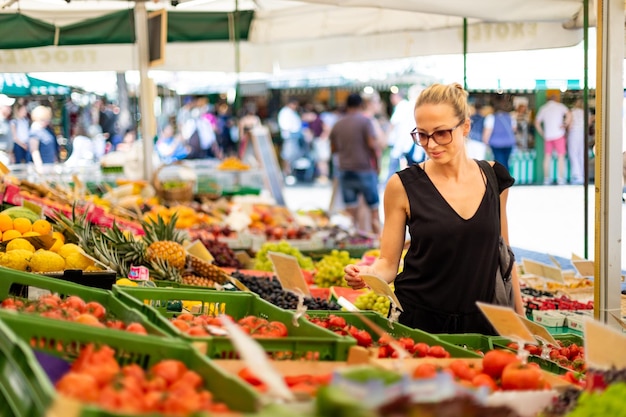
0, 0, 586, 72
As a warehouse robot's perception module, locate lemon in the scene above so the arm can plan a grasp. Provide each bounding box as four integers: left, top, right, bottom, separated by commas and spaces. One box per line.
116, 278, 138, 287
57, 243, 83, 259
6, 238, 35, 253
64, 252, 95, 270
0, 249, 32, 271
29, 250, 65, 273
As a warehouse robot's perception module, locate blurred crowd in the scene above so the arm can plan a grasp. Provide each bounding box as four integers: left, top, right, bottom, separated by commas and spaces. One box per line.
0, 89, 595, 186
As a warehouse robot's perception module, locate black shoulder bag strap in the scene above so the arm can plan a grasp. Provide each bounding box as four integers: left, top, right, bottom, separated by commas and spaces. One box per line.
477, 159, 516, 281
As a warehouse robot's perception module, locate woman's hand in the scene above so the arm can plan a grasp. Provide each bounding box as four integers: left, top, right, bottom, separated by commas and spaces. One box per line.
344, 264, 369, 290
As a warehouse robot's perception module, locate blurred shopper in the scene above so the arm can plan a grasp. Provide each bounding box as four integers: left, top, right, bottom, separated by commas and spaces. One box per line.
278, 97, 304, 179
567, 98, 586, 185
10, 103, 30, 163
386, 91, 412, 180
482, 99, 517, 172
238, 103, 262, 162
362, 92, 386, 176
216, 102, 236, 157
389, 86, 426, 174
0, 94, 15, 165
156, 124, 189, 164
512, 100, 533, 150
29, 105, 59, 171
330, 93, 381, 235
535, 94, 571, 185
64, 124, 95, 168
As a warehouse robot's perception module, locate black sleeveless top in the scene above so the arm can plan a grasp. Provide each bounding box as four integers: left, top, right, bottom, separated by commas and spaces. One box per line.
394, 160, 514, 334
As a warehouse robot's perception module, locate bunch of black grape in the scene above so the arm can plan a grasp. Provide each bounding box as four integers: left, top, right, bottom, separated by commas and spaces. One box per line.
231, 271, 340, 311
542, 388, 582, 416
203, 239, 242, 268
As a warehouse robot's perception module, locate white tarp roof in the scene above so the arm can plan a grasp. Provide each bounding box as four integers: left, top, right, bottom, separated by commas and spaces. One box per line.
0, 0, 586, 72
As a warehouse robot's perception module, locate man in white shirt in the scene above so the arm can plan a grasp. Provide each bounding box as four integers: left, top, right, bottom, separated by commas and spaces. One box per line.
535, 94, 572, 185
277, 97, 303, 177
388, 86, 425, 180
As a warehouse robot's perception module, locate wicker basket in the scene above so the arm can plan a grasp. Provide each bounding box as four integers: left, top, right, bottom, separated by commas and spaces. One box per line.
152, 161, 196, 203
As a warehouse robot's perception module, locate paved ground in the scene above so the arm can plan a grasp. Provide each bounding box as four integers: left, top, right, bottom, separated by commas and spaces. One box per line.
282, 181, 626, 271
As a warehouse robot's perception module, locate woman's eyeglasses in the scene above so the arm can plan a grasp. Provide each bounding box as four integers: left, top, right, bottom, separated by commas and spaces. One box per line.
410, 120, 464, 147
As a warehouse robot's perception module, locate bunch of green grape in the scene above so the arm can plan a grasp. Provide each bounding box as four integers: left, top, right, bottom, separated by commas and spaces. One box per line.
353, 290, 391, 316
253, 241, 315, 271
313, 250, 360, 288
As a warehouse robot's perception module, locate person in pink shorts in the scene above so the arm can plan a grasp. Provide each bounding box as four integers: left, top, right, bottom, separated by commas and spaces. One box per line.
535, 94, 571, 185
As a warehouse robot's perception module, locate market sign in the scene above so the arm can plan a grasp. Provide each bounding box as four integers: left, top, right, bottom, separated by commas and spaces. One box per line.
0, 73, 70, 96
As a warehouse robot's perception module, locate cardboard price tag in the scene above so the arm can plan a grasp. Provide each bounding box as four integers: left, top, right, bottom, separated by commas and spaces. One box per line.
572, 260, 595, 278
220, 314, 295, 402
360, 274, 403, 311
185, 240, 214, 262
476, 302, 536, 345
518, 315, 559, 346
584, 319, 626, 370
522, 258, 565, 283
267, 251, 310, 296
45, 394, 83, 417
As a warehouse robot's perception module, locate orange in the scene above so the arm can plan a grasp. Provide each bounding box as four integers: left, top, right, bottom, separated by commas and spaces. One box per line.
0, 214, 12, 232
22, 231, 40, 237
52, 231, 65, 244
2, 230, 22, 241
49, 238, 63, 253
12, 218, 32, 234
32, 219, 52, 235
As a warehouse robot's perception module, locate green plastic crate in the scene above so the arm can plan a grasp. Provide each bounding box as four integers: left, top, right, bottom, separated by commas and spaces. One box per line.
0, 318, 55, 417
305, 311, 481, 359
436, 333, 494, 355
0, 310, 261, 414
0, 266, 166, 337
113, 286, 355, 360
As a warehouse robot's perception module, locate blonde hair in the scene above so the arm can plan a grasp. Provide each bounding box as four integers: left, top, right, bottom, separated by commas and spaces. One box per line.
414, 83, 470, 121
31, 106, 52, 123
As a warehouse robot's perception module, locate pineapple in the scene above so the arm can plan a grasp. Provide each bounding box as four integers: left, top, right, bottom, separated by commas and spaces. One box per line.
142, 213, 187, 271
188, 255, 230, 284
52, 206, 190, 283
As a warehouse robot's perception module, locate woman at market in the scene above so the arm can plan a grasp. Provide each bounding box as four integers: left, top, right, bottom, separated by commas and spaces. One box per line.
343, 82, 524, 335
29, 105, 59, 171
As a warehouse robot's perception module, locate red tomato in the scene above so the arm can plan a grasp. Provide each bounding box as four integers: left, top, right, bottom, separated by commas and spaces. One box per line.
56, 372, 101, 402
412, 363, 439, 379
500, 362, 547, 391
472, 373, 499, 391
482, 349, 520, 379
125, 322, 148, 334
327, 315, 347, 329
150, 360, 187, 386
62, 296, 87, 312
84, 301, 106, 319
353, 330, 373, 348
412, 342, 430, 358
449, 359, 479, 381
427, 345, 450, 358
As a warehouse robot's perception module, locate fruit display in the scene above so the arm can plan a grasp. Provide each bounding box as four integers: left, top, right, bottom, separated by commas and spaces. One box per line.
253, 240, 315, 271
354, 290, 392, 316
53, 209, 229, 285
313, 249, 360, 288
55, 344, 232, 416
217, 156, 251, 171
0, 294, 148, 334
504, 340, 586, 372
230, 270, 341, 310
306, 314, 452, 359
237, 366, 332, 397
186, 228, 243, 268
169, 313, 288, 338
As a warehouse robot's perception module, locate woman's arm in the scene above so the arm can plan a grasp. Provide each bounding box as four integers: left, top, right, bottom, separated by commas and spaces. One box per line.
344, 174, 408, 286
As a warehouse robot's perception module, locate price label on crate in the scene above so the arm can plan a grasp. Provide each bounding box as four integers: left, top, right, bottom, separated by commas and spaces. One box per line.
572, 259, 594, 278
360, 274, 403, 311
522, 259, 565, 283
584, 319, 626, 370
518, 315, 558, 346
476, 302, 536, 345
267, 251, 310, 296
